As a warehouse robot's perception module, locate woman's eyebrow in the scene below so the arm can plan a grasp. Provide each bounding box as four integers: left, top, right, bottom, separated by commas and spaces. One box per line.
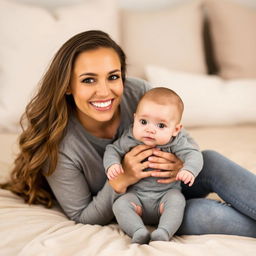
79, 69, 121, 77
109, 69, 121, 74
79, 72, 97, 77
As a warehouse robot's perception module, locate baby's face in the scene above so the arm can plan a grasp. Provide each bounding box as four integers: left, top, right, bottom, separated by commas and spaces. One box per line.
133, 100, 182, 146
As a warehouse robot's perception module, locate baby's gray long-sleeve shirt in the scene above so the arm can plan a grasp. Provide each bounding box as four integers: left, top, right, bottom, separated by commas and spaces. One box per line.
103, 126, 203, 194
44, 77, 200, 225
104, 126, 203, 178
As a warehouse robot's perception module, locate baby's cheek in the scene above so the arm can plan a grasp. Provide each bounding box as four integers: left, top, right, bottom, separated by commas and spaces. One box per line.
157, 133, 172, 145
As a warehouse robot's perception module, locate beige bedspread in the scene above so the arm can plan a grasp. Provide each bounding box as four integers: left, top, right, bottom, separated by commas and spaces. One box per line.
0, 125, 256, 256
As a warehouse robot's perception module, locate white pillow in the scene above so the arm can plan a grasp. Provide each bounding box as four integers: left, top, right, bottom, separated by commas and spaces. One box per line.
0, 0, 119, 132
145, 65, 256, 127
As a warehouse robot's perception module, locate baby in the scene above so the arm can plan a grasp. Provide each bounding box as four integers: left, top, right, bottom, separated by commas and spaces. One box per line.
103, 87, 203, 244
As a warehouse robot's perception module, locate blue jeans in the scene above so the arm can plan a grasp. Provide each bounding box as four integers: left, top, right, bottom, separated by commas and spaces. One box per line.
177, 150, 256, 237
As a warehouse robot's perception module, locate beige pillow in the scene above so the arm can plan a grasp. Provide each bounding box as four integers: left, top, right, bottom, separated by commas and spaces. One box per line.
121, 0, 206, 79
205, 0, 256, 79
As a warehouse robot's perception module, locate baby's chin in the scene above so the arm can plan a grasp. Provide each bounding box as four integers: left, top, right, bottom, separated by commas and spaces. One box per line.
145, 143, 157, 147
141, 140, 157, 147
142, 138, 170, 147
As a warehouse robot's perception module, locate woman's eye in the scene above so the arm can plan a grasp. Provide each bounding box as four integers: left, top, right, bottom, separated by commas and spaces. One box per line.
109, 74, 120, 81
82, 77, 95, 84
157, 123, 166, 129
140, 119, 147, 125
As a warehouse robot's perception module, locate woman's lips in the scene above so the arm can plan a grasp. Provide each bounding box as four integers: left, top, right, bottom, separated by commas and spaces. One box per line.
90, 99, 113, 111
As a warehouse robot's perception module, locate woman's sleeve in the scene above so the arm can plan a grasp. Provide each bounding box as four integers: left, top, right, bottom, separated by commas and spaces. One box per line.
45, 152, 121, 225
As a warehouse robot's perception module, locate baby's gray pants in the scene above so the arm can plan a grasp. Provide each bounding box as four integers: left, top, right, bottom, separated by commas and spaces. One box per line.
113, 188, 186, 238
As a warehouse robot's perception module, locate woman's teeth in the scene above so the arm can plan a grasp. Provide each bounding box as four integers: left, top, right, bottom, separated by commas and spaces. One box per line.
91, 100, 112, 108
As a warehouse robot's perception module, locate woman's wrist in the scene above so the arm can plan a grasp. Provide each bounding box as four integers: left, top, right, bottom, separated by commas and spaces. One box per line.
109, 180, 126, 194
108, 174, 129, 194
108, 170, 138, 193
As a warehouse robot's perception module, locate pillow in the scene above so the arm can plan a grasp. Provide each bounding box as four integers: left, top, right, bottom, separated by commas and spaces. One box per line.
205, 0, 256, 79
145, 65, 256, 127
119, 0, 189, 10
121, 0, 206, 79
0, 0, 119, 132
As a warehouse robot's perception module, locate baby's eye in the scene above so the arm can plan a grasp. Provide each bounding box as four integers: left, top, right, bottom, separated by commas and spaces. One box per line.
81, 77, 95, 84
140, 119, 147, 125
109, 74, 120, 81
157, 123, 166, 129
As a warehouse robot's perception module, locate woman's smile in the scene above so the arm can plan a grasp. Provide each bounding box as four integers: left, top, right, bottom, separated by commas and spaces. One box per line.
90, 99, 114, 111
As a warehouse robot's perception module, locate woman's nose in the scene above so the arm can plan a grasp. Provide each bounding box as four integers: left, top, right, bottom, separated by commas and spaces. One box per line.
96, 81, 110, 97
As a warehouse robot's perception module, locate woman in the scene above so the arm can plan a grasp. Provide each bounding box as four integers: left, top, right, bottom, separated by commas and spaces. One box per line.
2, 30, 256, 237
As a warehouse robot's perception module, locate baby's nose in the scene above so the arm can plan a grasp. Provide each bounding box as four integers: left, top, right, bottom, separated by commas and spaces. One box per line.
146, 126, 156, 134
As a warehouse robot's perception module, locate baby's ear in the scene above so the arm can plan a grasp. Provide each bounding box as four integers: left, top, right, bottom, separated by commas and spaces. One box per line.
173, 124, 183, 136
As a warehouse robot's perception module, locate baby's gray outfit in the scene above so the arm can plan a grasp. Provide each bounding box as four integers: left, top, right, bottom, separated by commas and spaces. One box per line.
103, 126, 203, 239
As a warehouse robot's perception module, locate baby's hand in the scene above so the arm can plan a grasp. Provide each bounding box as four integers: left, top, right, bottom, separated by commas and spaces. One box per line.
176, 169, 195, 186
107, 164, 124, 180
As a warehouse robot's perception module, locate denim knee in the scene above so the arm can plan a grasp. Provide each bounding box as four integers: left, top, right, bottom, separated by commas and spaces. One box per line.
177, 198, 256, 237
201, 150, 224, 176
200, 150, 237, 186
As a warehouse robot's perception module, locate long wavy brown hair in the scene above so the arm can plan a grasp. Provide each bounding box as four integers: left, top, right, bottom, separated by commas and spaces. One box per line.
1, 30, 126, 208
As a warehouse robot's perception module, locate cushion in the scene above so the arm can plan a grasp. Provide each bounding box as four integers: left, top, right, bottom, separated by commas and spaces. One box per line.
0, 0, 119, 132
205, 0, 256, 79
121, 0, 206, 79
145, 65, 256, 127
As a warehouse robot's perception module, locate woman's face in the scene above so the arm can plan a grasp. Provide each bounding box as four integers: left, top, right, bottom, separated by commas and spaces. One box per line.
69, 47, 124, 128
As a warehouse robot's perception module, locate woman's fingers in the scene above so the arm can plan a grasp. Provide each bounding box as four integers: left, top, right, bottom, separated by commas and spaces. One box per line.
128, 144, 152, 157
150, 170, 177, 183
151, 170, 175, 178
128, 148, 154, 164
149, 162, 177, 171
150, 150, 183, 171
152, 149, 178, 162
148, 156, 169, 163
122, 145, 184, 185
157, 177, 177, 184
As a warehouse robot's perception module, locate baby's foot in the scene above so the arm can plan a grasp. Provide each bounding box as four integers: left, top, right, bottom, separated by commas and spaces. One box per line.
132, 228, 150, 244
151, 228, 170, 241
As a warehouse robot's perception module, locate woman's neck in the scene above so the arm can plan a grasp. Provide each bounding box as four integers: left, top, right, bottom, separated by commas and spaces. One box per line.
76, 109, 121, 139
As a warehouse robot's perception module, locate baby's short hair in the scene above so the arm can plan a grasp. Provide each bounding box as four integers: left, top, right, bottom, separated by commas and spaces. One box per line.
137, 87, 184, 120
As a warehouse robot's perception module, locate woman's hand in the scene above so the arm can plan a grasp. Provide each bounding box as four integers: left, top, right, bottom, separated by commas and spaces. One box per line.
109, 144, 154, 193
149, 148, 183, 183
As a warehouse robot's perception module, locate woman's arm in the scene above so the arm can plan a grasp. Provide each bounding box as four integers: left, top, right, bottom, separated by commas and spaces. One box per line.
45, 153, 117, 225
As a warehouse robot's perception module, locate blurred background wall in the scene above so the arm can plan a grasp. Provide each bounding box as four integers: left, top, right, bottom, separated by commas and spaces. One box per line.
13, 0, 256, 10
